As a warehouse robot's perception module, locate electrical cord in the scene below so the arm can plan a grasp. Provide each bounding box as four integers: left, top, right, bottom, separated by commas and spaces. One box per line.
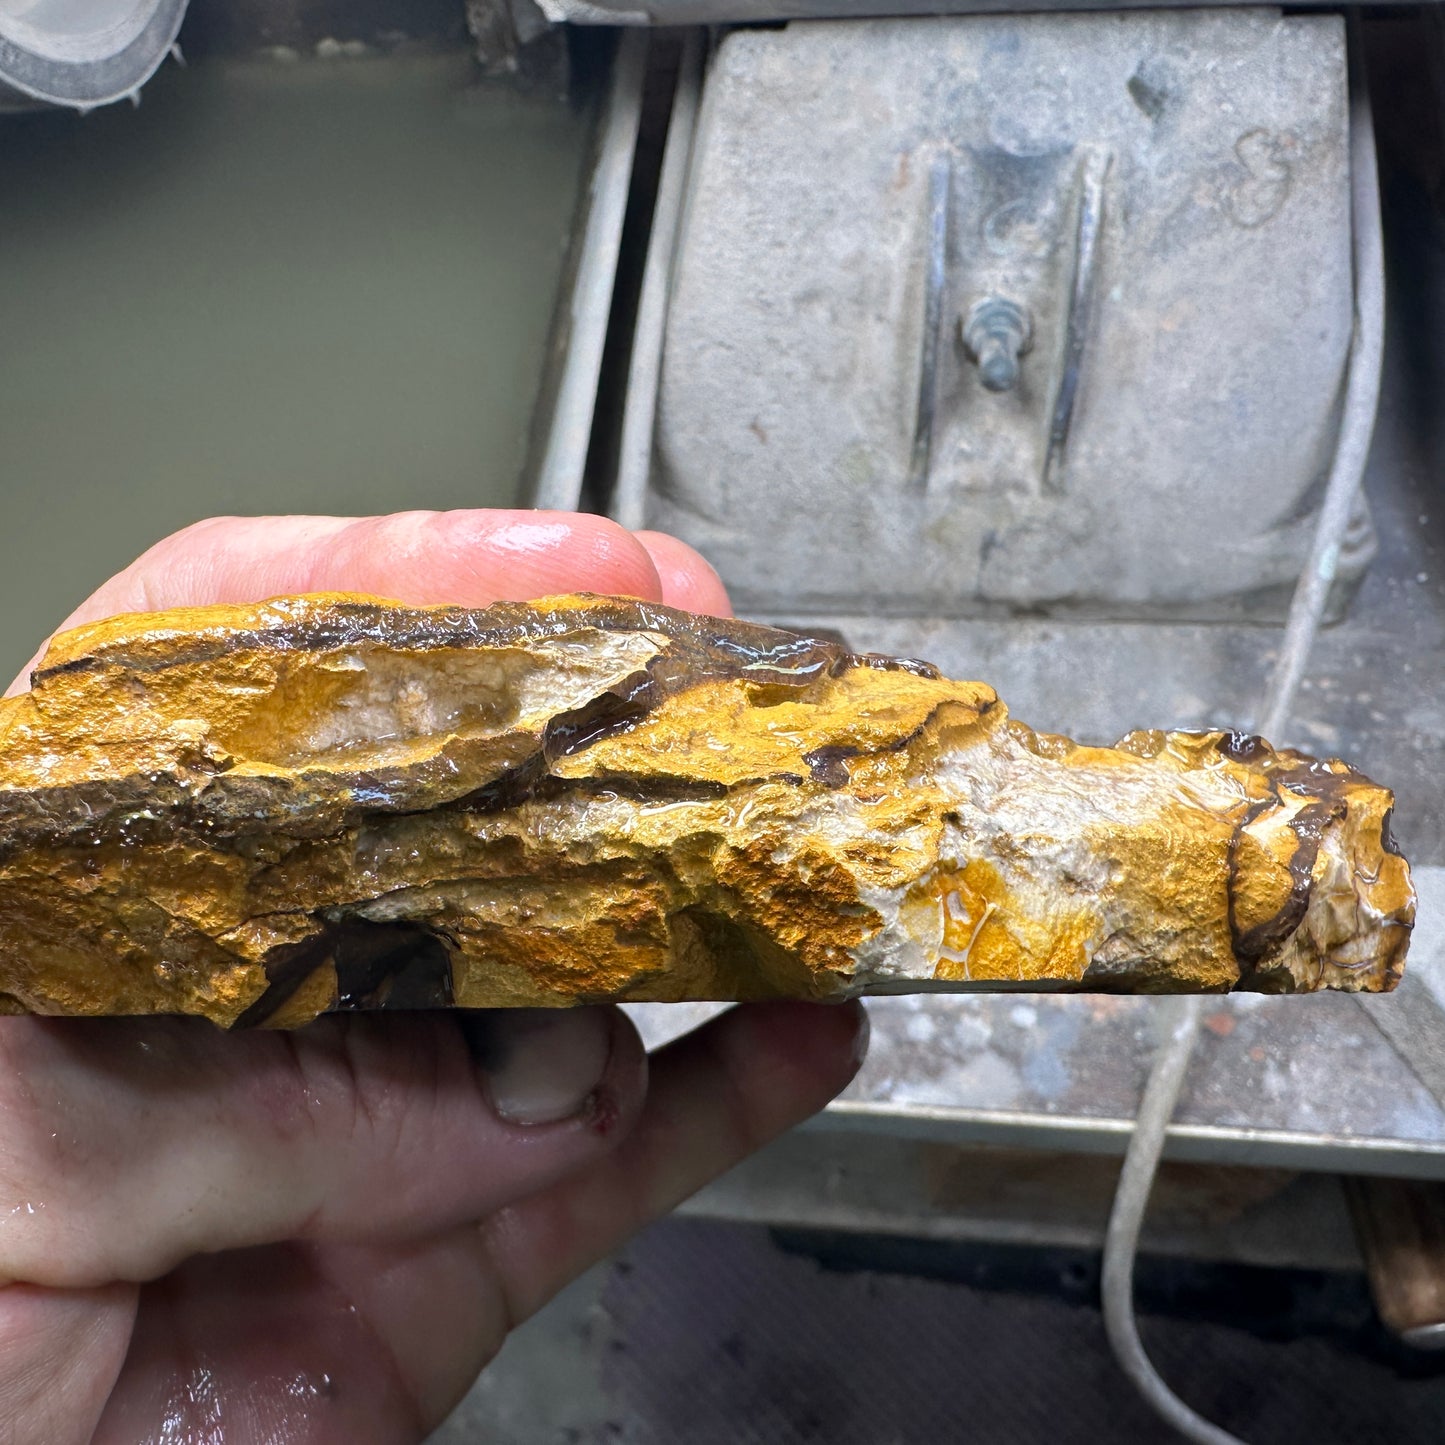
1099, 24, 1386, 1443
1102, 994, 1233, 1444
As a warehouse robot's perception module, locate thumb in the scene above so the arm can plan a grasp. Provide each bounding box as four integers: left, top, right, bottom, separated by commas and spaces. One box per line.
0, 1006, 646, 1290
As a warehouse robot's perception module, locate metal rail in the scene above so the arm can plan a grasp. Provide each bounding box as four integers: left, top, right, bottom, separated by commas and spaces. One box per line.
531, 32, 648, 511
613, 32, 706, 531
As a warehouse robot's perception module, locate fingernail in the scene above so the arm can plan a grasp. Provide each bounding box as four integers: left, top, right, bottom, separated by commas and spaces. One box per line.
459, 1008, 614, 1126
847, 1000, 871, 1073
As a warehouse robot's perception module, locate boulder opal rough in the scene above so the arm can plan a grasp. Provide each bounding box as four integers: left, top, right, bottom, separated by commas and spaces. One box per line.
0, 594, 1414, 1026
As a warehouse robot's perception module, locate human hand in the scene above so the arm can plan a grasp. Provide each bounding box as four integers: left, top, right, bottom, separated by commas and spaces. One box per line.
0, 510, 868, 1443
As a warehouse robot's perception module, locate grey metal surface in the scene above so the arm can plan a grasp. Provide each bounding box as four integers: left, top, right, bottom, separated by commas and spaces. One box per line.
647, 13, 1369, 620
1255, 48, 1385, 749
679, 1132, 1365, 1272
1364, 974, 1445, 1118
0, 0, 188, 110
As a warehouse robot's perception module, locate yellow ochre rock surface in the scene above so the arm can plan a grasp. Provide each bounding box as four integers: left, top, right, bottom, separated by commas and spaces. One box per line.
0, 593, 1415, 1025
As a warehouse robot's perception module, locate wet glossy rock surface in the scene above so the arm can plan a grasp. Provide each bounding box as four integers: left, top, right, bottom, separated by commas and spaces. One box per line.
0, 594, 1414, 1025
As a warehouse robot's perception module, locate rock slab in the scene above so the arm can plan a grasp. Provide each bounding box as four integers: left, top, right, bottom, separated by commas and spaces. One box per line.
0, 594, 1414, 1025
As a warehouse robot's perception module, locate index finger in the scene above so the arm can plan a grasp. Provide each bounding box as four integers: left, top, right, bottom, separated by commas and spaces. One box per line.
8, 510, 729, 694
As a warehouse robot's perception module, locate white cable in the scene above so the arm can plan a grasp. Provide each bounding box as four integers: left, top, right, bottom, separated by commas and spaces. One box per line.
1099, 26, 1385, 1443
1103, 994, 1237, 1445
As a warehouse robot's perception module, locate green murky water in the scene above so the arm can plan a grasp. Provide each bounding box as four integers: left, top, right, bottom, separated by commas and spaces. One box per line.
0, 53, 591, 681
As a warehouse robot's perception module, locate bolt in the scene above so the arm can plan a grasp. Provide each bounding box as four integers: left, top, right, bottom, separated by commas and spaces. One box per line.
962, 296, 1034, 393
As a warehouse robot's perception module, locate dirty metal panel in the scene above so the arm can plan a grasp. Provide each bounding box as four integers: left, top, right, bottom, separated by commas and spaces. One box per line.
650, 12, 1361, 620
840, 987, 1445, 1162
677, 1132, 1365, 1272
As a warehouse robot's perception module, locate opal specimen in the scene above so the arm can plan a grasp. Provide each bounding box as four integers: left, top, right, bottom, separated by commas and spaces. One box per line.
0, 594, 1413, 1025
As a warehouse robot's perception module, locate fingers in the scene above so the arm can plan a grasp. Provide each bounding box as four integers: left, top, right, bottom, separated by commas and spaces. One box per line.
90, 1003, 868, 1440
9, 510, 731, 695
0, 1006, 647, 1291
6, 511, 659, 696
483, 1000, 868, 1326
633, 530, 733, 617
77, 512, 734, 622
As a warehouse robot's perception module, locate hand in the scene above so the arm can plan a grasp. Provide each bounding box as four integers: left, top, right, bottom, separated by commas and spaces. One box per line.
0, 510, 868, 1444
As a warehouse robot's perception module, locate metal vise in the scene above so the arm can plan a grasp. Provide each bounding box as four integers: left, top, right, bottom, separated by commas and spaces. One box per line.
637, 12, 1374, 620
